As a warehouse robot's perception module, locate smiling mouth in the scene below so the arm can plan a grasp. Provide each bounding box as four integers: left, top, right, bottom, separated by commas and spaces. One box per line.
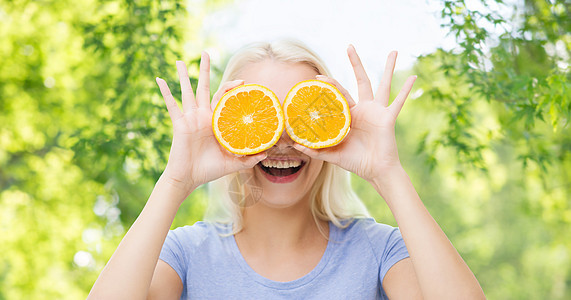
257, 160, 306, 177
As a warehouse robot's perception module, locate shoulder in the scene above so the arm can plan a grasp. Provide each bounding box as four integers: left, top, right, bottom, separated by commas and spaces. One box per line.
335, 218, 404, 261
166, 221, 230, 253
337, 217, 400, 240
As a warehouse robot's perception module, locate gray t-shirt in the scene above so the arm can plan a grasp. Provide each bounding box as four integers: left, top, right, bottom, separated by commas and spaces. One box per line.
159, 218, 409, 299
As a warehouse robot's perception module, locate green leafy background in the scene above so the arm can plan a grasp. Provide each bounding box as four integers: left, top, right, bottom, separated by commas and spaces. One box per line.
0, 0, 569, 298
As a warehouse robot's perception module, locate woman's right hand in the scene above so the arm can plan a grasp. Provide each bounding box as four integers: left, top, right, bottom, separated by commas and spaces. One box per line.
155, 52, 267, 198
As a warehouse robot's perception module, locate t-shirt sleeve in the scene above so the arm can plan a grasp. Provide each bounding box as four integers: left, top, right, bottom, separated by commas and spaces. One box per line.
159, 229, 188, 284
378, 227, 409, 284
360, 219, 410, 286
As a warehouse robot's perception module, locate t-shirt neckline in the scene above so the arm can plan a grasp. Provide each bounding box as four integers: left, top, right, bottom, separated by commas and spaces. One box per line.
227, 221, 337, 290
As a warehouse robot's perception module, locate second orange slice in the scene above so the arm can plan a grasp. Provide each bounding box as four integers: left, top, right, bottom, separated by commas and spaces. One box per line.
283, 80, 351, 149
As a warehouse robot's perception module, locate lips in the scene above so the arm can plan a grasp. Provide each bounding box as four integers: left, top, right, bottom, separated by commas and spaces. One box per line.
257, 157, 307, 183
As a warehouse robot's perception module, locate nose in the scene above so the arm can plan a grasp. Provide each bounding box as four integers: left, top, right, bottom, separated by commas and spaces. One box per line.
269, 129, 294, 154
276, 129, 293, 146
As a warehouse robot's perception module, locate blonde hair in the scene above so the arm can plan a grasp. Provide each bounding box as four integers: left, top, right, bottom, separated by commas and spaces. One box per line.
204, 39, 370, 235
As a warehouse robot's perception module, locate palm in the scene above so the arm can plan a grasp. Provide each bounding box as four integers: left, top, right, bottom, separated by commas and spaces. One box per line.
336, 102, 399, 179
156, 55, 265, 194
295, 47, 416, 182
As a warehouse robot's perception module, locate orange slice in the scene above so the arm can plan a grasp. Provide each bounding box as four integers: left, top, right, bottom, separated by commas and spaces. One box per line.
283, 80, 351, 149
212, 84, 284, 155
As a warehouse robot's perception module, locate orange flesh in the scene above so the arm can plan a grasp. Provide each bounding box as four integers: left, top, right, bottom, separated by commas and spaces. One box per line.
217, 90, 280, 150
286, 86, 346, 143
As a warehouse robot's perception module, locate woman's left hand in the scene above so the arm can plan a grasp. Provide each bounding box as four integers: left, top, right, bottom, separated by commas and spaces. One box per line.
293, 45, 416, 183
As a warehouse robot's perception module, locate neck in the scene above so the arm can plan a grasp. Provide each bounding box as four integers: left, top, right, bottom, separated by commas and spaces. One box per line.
237, 198, 328, 251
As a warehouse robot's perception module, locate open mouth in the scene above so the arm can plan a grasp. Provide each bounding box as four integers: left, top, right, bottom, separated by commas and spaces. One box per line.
258, 162, 305, 177
257, 158, 306, 182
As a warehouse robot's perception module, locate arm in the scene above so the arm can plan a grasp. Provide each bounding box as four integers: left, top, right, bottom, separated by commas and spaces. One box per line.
87, 177, 190, 299
88, 53, 266, 299
372, 166, 485, 299
148, 259, 184, 299
382, 258, 422, 299
294, 45, 485, 299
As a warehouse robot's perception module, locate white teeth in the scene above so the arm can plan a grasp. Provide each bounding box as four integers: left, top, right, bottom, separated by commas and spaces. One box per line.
261, 159, 302, 169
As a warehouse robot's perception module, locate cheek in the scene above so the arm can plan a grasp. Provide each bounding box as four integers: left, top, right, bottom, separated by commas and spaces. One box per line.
224, 169, 262, 208
306, 161, 325, 182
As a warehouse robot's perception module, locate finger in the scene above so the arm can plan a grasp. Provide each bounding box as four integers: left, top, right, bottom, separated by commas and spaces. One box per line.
196, 51, 211, 109
315, 75, 356, 107
239, 151, 268, 169
347, 44, 374, 101
389, 75, 417, 118
224, 151, 268, 175
293, 143, 324, 159
375, 51, 398, 107
156, 77, 183, 122
292, 143, 342, 165
211, 80, 245, 110
176, 60, 197, 112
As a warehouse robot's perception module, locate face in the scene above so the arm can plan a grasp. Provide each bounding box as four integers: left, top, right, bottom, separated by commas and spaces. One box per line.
236, 60, 325, 208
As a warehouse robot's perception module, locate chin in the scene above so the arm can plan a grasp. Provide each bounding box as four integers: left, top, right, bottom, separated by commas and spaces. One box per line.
258, 194, 306, 209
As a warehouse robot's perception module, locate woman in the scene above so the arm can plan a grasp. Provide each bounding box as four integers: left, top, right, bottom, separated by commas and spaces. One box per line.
88, 40, 485, 299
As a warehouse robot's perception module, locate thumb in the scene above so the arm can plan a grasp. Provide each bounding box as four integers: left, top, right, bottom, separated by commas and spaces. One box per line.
292, 143, 336, 163
239, 151, 268, 169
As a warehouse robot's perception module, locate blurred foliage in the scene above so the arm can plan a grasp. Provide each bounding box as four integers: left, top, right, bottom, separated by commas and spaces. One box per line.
402, 0, 569, 298
0, 0, 222, 298
417, 0, 570, 174
0, 0, 569, 299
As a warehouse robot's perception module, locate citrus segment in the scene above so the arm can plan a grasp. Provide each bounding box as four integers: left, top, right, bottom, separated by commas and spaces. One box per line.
213, 84, 284, 155
283, 80, 351, 149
